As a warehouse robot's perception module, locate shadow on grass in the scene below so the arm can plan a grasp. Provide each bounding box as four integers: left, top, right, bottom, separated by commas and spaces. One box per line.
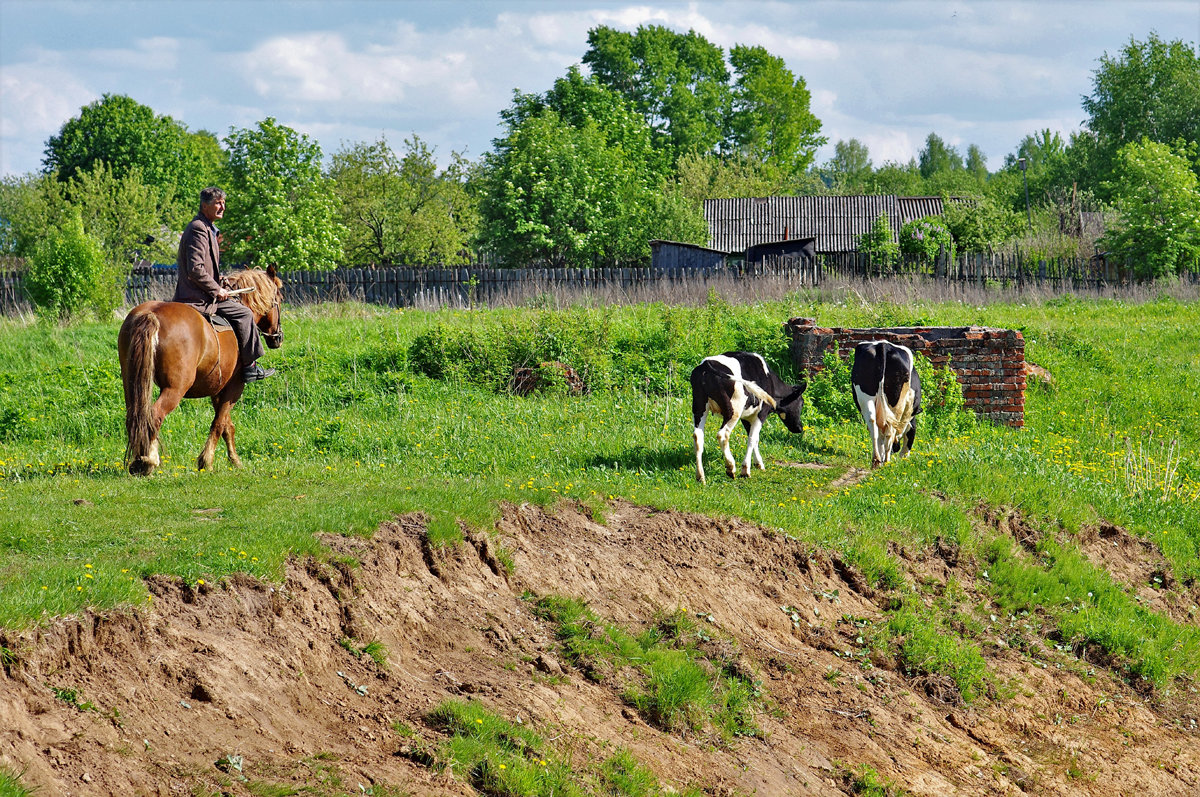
584, 445, 693, 474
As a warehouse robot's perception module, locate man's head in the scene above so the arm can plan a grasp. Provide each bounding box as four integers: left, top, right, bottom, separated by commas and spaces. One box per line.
199, 187, 226, 222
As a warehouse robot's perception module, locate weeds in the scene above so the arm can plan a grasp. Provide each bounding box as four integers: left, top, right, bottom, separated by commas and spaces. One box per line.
531, 596, 762, 741
425, 699, 697, 796
0, 766, 34, 797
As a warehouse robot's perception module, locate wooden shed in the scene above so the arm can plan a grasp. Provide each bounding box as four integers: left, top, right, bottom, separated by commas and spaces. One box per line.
650, 240, 728, 269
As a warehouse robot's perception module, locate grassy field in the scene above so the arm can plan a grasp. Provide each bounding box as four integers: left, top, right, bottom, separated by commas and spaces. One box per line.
2, 285, 1200, 699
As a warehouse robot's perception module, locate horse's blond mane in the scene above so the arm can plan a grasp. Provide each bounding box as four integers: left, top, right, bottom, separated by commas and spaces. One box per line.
226, 269, 282, 315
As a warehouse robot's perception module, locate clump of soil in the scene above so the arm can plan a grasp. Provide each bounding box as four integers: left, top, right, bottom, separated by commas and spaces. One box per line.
1, 502, 1197, 795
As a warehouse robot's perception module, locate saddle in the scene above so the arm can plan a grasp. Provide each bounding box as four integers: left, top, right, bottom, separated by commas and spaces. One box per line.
206, 314, 233, 331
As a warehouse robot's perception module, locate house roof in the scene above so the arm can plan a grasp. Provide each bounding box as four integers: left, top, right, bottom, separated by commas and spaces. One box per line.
705, 195, 951, 254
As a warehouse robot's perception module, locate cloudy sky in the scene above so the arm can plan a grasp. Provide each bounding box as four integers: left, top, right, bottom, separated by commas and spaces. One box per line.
1, 0, 1196, 178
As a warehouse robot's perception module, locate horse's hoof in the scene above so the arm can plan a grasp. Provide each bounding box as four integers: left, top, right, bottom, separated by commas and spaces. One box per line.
128, 459, 154, 477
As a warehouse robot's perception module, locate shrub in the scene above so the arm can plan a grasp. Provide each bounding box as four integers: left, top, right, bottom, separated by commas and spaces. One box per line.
858, 212, 899, 264
899, 216, 954, 264
25, 212, 108, 320
805, 344, 858, 425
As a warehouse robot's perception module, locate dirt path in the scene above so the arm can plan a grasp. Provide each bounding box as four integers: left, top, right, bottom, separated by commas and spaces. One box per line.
1, 502, 1197, 795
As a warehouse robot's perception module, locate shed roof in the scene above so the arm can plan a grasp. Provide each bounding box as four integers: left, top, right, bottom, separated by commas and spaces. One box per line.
705, 195, 951, 255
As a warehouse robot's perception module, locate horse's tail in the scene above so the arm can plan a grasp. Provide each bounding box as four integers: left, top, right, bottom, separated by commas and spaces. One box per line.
122, 309, 160, 469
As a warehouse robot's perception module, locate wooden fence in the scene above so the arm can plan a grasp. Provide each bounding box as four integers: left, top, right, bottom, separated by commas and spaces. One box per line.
0, 253, 1189, 315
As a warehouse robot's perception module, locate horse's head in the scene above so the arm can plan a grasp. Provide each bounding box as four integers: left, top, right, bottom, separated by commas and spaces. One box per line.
228, 265, 284, 348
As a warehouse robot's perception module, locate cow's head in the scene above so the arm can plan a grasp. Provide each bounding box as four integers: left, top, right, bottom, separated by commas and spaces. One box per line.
774, 382, 806, 434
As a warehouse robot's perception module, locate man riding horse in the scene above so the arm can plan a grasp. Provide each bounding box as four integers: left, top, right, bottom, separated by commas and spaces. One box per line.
175, 186, 275, 382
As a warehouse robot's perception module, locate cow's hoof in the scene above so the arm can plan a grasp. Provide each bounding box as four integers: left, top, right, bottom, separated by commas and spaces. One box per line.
128, 459, 154, 477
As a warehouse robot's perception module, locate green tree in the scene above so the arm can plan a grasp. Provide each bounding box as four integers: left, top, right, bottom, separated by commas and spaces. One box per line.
222, 118, 343, 271
1100, 138, 1200, 278
25, 211, 108, 320
478, 109, 656, 266
727, 44, 825, 177
1082, 33, 1200, 197
858, 212, 898, 263
918, 133, 964, 179
673, 151, 789, 205
583, 24, 731, 157
42, 94, 210, 217
70, 161, 175, 266
865, 159, 925, 195
942, 196, 1023, 254
330, 135, 477, 265
824, 139, 873, 194
0, 173, 69, 256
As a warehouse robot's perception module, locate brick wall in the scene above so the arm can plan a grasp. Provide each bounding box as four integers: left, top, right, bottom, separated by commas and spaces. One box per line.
785, 318, 1026, 428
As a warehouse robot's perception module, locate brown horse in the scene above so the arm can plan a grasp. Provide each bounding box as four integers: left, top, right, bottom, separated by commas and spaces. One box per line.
118, 267, 283, 476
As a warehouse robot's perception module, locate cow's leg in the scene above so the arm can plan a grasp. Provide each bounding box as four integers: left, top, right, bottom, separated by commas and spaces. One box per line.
693, 411, 708, 484
742, 415, 765, 476
717, 414, 740, 478
899, 418, 917, 458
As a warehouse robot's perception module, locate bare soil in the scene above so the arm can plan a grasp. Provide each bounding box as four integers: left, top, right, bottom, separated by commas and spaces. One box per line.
1, 501, 1197, 796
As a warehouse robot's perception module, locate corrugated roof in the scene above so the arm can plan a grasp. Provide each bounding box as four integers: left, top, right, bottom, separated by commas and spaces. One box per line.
705, 195, 951, 254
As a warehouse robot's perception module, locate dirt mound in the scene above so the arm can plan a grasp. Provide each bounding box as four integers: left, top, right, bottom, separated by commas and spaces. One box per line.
1, 502, 1198, 795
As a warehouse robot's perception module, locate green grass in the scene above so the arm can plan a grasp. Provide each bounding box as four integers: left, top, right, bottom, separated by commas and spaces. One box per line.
424, 698, 698, 796
531, 595, 762, 740
2, 293, 1200, 697
0, 767, 33, 797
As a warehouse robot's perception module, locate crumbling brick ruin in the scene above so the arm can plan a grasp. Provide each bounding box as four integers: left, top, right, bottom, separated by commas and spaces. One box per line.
786, 318, 1027, 427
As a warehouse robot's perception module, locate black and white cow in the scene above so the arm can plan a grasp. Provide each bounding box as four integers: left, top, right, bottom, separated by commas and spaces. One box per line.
851, 341, 922, 467
690, 352, 806, 484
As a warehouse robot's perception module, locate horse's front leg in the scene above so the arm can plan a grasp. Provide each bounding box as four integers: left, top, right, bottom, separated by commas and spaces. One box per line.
200, 391, 243, 470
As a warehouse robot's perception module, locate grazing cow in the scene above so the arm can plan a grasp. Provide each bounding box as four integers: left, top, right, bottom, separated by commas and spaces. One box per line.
851, 341, 922, 467
691, 352, 806, 484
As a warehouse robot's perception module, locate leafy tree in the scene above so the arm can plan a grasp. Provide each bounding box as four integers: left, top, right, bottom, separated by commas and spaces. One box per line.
478, 110, 657, 266
918, 133, 964, 179
1100, 138, 1200, 278
648, 185, 709, 245
70, 161, 175, 266
858, 213, 898, 263
25, 211, 108, 320
42, 94, 210, 217
865, 159, 925, 195
965, 145, 988, 183
0, 173, 69, 256
727, 44, 825, 176
583, 24, 731, 157
942, 196, 1023, 254
222, 118, 343, 271
899, 216, 955, 264
1082, 33, 1200, 197
330, 135, 477, 265
500, 68, 667, 182
673, 151, 789, 205
824, 139, 873, 194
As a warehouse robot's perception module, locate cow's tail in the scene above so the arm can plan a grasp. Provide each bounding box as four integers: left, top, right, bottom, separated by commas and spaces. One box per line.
874, 373, 914, 436
122, 309, 160, 472
873, 371, 894, 432
739, 378, 777, 408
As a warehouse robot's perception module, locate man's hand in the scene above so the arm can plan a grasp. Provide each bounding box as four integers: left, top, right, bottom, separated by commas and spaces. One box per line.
215, 287, 231, 301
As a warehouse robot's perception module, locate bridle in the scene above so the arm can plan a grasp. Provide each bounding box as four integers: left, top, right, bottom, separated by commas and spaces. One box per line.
261, 290, 283, 346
